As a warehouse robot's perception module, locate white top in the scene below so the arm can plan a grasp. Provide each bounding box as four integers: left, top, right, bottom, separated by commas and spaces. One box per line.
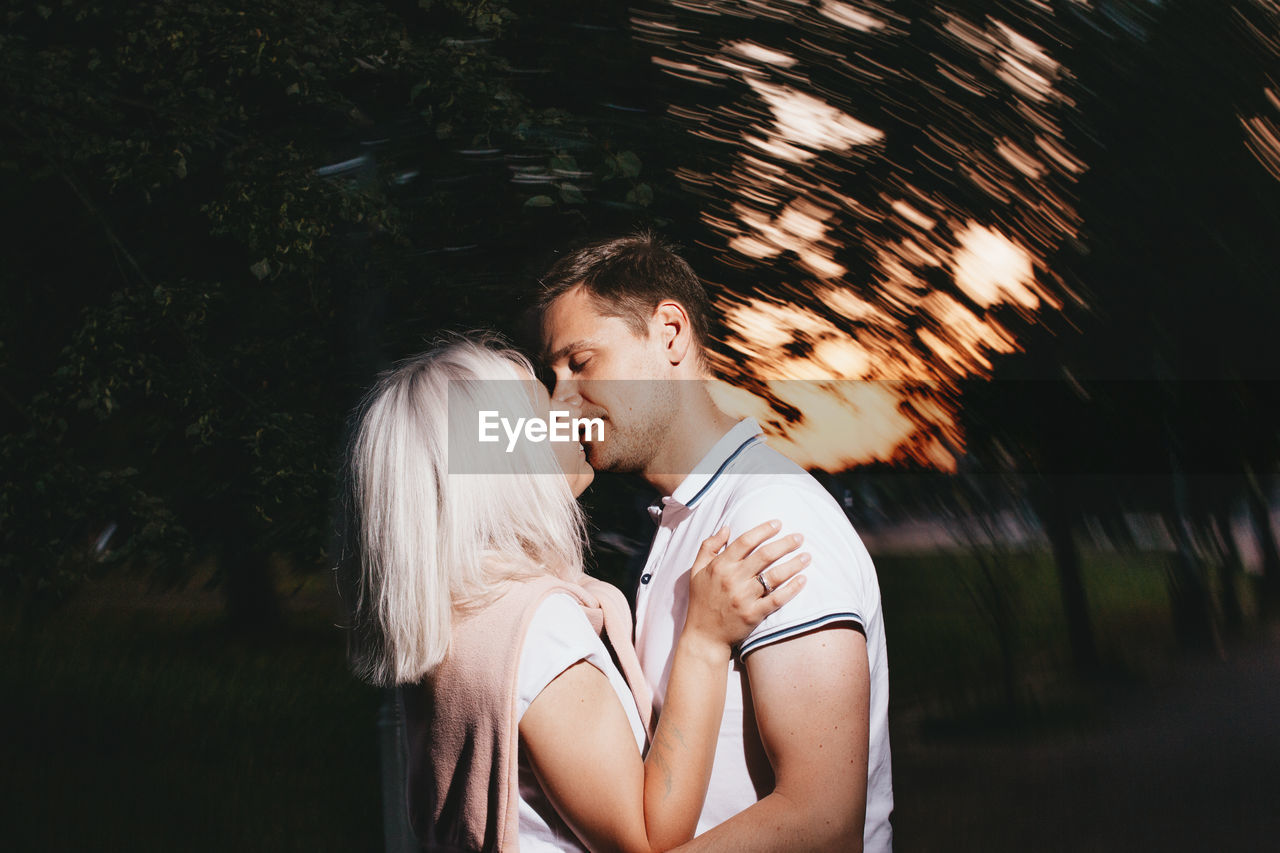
515, 593, 648, 853
634, 419, 894, 851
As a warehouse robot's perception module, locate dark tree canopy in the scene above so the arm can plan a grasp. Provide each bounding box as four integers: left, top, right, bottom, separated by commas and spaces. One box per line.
3, 0, 1278, 642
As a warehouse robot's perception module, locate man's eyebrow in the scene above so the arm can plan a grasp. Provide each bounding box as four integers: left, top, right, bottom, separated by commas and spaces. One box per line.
545, 339, 595, 365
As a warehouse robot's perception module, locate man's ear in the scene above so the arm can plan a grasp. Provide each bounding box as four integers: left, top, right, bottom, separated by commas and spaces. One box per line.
652, 300, 694, 367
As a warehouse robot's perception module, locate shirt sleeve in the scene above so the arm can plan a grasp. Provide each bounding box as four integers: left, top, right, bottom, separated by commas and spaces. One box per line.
726, 484, 877, 658
516, 593, 609, 719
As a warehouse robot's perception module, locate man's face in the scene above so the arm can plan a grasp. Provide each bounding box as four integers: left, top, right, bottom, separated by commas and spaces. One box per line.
541, 285, 677, 474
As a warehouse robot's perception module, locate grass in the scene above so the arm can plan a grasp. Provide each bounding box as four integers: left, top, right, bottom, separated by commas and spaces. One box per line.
0, 545, 1247, 848
0, 570, 383, 852
875, 546, 1216, 734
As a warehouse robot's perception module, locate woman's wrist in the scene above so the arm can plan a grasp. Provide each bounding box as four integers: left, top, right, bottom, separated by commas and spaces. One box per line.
677, 624, 734, 668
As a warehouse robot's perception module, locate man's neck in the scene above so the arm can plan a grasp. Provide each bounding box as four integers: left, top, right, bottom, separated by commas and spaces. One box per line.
642, 386, 740, 496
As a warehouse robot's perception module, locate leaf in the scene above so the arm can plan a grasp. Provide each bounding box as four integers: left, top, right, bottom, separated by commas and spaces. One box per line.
616, 150, 642, 178
559, 183, 586, 204
249, 259, 272, 279
549, 153, 578, 173
524, 195, 554, 208
625, 183, 654, 207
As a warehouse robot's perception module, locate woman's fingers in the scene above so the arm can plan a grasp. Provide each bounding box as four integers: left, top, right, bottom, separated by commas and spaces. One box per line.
760, 565, 808, 612
749, 551, 810, 620
723, 519, 782, 561
690, 525, 731, 575
706, 523, 803, 586
746, 532, 804, 575
759, 551, 810, 591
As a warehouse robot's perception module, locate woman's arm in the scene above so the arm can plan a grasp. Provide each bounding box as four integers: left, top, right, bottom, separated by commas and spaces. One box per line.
519, 521, 808, 853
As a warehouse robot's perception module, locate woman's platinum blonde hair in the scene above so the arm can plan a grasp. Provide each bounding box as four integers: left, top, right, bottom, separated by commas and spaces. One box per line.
340, 334, 586, 686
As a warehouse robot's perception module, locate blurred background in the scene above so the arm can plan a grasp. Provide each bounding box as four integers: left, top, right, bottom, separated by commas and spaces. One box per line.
2, 0, 1279, 849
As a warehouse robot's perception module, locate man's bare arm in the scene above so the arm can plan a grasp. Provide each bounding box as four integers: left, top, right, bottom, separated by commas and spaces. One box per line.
677, 626, 870, 852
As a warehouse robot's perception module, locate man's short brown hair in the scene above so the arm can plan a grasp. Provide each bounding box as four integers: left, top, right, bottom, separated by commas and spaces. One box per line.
537, 232, 712, 354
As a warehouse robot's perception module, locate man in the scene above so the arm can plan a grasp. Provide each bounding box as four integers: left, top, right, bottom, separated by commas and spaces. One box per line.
537, 233, 893, 852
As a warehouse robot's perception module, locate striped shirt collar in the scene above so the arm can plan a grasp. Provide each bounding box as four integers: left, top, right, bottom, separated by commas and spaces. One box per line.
648, 419, 763, 522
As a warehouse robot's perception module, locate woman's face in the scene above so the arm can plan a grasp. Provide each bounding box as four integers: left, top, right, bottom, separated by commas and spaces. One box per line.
522, 368, 595, 497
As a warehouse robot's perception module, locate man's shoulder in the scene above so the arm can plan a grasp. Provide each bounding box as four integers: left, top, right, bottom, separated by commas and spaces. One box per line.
719, 442, 845, 517
713, 444, 877, 578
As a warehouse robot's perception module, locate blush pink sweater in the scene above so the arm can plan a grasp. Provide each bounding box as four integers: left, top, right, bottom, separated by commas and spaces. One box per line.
402, 574, 653, 852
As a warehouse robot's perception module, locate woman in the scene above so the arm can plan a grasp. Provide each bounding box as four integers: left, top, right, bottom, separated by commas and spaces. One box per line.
341, 336, 807, 852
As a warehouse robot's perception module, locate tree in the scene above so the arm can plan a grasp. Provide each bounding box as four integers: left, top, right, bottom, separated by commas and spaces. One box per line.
963, 0, 1280, 660
0, 0, 546, 624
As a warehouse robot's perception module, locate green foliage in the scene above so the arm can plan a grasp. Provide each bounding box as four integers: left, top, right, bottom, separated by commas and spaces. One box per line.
0, 0, 546, 607
0, 0, 686, 615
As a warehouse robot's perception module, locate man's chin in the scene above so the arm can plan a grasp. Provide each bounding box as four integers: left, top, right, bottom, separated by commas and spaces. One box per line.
585, 445, 624, 474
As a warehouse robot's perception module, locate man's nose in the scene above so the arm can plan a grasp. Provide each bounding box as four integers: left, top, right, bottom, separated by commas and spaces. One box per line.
551, 377, 581, 407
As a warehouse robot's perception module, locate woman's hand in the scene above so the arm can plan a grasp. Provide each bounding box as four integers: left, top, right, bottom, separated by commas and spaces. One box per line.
683, 520, 809, 650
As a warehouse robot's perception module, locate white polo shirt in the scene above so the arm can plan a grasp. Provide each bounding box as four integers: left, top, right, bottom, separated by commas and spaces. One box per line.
633, 419, 893, 851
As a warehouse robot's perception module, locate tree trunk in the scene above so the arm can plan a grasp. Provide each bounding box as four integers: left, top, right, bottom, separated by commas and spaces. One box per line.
1038, 486, 1099, 674
964, 544, 1020, 715
1164, 513, 1220, 655
1212, 507, 1244, 633
1164, 462, 1219, 654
